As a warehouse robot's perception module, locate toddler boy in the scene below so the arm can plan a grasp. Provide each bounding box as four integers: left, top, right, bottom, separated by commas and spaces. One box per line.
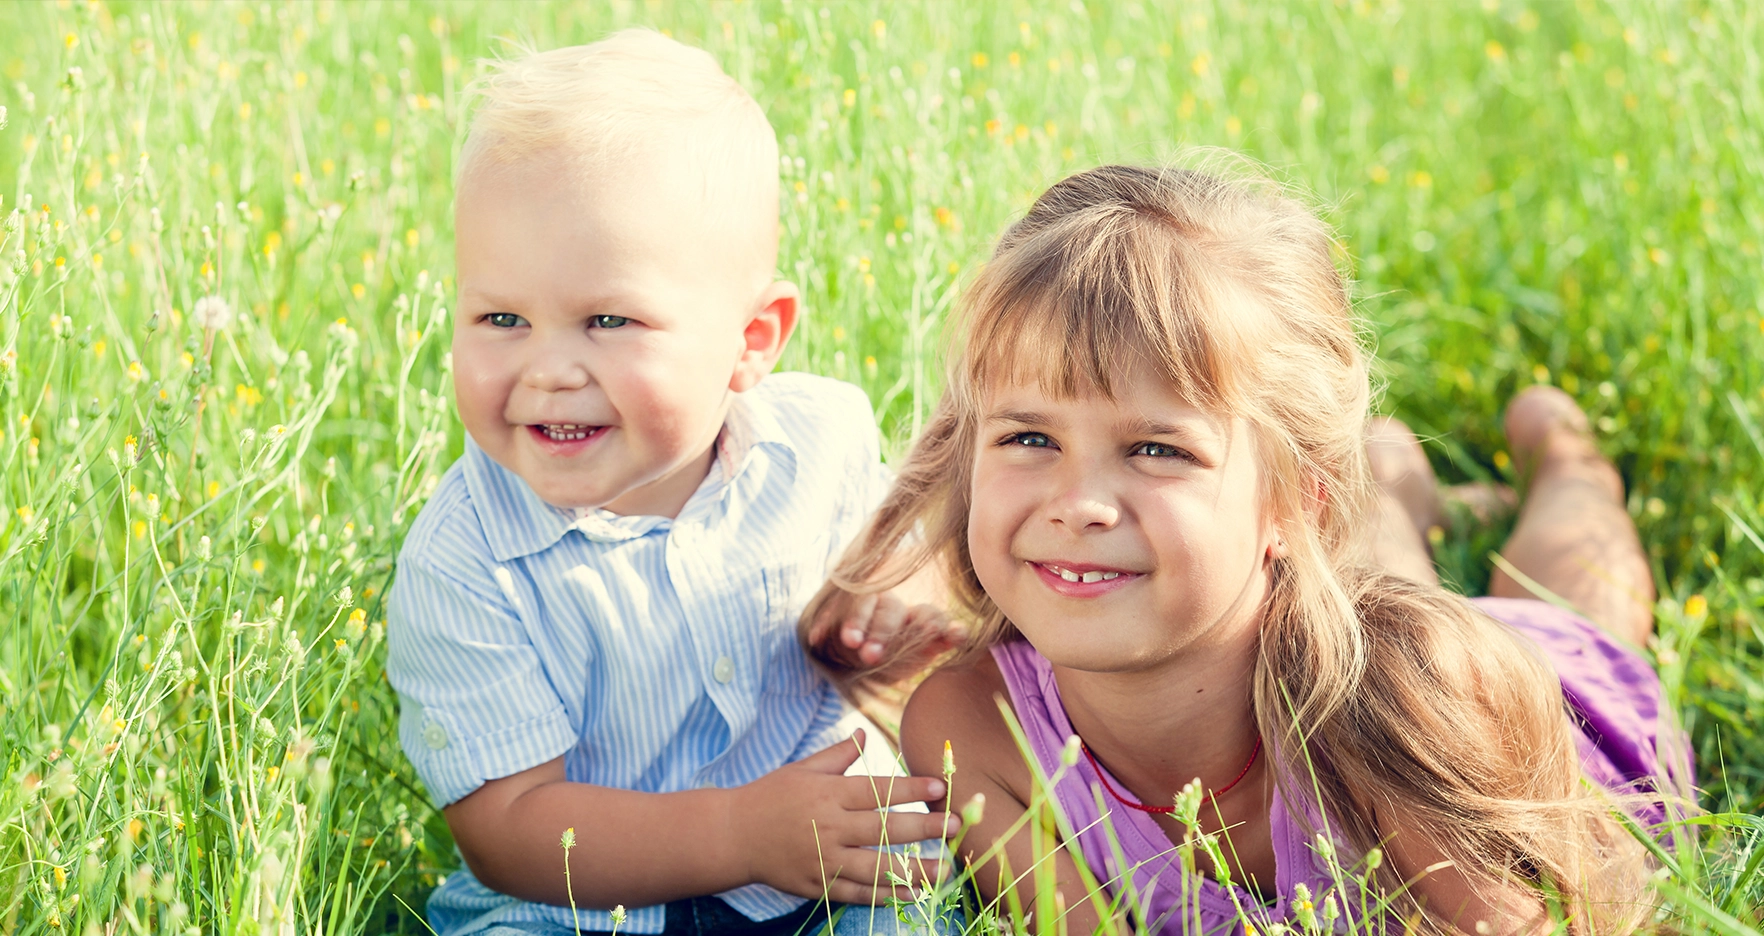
387, 30, 955, 936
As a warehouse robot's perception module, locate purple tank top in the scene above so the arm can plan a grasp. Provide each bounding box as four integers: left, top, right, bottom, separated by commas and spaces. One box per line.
989, 597, 1689, 935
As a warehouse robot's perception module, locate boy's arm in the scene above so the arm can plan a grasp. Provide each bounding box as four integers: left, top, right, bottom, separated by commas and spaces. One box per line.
444, 730, 959, 908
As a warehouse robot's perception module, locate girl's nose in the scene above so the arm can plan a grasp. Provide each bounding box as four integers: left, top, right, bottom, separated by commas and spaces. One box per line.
1046, 469, 1121, 531
521, 341, 592, 392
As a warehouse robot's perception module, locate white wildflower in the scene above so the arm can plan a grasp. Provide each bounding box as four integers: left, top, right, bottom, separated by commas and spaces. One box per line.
193, 295, 234, 331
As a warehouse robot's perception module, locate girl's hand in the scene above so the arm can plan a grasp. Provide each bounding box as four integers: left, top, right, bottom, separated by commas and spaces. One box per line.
730, 730, 959, 902
806, 589, 966, 678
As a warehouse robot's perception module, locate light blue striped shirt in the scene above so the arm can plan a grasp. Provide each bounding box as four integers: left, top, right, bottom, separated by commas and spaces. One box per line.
387, 373, 893, 935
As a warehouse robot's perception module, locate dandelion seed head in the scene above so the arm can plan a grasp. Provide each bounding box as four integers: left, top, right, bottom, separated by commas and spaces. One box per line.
193, 295, 234, 331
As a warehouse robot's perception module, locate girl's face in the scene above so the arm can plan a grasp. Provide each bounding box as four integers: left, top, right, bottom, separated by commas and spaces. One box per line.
968, 360, 1282, 673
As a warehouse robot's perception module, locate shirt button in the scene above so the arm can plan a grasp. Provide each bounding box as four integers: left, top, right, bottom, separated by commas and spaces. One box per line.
422, 720, 449, 751
712, 656, 735, 684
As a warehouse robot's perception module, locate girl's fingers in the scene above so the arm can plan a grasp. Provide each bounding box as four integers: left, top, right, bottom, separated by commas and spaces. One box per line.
859, 596, 909, 662
840, 593, 881, 648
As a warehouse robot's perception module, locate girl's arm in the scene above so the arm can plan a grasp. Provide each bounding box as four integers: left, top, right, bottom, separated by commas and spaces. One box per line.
1378, 803, 1550, 936
900, 659, 1115, 932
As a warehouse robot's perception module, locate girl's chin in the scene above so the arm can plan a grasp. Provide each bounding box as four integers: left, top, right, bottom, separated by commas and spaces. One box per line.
1009, 625, 1153, 670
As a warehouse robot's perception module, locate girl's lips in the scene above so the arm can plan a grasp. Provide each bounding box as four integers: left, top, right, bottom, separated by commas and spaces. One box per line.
1029, 561, 1141, 598
526, 423, 609, 455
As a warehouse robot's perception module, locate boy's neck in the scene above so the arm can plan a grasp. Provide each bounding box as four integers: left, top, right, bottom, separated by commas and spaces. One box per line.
595, 440, 720, 519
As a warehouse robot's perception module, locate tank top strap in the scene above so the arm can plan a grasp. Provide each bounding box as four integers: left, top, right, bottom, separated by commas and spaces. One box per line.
988, 640, 1078, 783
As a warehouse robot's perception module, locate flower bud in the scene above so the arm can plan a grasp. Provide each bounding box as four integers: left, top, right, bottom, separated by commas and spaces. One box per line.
960, 792, 986, 827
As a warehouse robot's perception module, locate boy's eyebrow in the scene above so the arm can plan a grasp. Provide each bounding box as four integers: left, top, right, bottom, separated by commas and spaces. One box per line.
458, 284, 514, 307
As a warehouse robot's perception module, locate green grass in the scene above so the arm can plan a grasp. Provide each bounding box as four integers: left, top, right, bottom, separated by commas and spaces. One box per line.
0, 0, 1761, 932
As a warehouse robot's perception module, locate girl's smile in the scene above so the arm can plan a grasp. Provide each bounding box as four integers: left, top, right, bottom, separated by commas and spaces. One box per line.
1028, 561, 1141, 597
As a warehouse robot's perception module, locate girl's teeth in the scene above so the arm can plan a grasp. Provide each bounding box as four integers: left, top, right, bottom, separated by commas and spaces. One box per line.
1050, 565, 1124, 584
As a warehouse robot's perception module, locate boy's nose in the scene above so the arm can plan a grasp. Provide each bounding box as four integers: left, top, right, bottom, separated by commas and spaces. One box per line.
521, 344, 592, 392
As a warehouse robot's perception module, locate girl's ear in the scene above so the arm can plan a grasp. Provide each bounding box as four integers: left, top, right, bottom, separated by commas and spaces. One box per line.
729, 280, 801, 393
1268, 476, 1327, 561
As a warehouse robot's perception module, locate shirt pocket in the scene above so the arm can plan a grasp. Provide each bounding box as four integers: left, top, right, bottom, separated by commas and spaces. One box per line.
759, 561, 822, 697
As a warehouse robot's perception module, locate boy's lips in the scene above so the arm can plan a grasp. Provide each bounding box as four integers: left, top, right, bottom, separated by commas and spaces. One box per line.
526, 423, 610, 452
1029, 560, 1142, 596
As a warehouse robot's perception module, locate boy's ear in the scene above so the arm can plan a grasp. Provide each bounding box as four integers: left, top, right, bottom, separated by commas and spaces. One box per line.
729, 281, 800, 393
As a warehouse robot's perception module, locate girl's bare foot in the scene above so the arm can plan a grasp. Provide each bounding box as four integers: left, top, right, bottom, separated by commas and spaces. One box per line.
1488, 386, 1655, 645
1367, 417, 1442, 584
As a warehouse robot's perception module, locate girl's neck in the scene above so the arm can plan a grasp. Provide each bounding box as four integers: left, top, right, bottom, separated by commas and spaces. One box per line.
1050, 613, 1263, 807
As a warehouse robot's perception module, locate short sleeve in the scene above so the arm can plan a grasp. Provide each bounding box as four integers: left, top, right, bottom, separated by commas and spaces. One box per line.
387, 552, 576, 806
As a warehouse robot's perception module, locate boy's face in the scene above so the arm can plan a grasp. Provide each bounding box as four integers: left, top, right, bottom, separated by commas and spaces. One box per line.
452, 153, 776, 515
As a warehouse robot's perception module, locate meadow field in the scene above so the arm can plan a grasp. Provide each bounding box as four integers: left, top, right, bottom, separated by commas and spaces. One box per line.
1, 0, 1761, 933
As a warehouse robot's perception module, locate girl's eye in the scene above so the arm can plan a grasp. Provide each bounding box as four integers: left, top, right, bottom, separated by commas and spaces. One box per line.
589, 314, 631, 329
486, 312, 526, 329
1132, 441, 1192, 460
1005, 432, 1054, 449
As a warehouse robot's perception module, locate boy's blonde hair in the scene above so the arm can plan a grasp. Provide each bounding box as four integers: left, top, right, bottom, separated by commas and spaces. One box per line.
460, 30, 780, 272
810, 159, 1658, 934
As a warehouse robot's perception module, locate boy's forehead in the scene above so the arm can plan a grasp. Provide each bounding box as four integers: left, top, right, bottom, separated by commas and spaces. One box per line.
456, 145, 777, 288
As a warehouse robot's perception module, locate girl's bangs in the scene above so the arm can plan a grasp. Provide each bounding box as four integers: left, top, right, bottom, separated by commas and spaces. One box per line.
957, 209, 1244, 413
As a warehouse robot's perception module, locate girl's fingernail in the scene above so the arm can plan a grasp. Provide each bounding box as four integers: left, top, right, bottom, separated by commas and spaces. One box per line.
928, 780, 945, 797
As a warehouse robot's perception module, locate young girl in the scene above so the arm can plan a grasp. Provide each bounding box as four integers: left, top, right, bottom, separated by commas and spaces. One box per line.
808, 163, 1689, 935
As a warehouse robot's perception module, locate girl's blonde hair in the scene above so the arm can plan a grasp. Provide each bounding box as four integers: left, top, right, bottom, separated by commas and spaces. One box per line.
807, 160, 1654, 933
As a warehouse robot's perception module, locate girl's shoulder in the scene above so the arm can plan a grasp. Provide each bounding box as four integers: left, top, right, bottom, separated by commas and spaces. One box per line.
899, 649, 1030, 795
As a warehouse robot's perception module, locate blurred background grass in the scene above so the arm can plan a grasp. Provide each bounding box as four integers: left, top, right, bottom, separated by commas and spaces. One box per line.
0, 0, 1760, 932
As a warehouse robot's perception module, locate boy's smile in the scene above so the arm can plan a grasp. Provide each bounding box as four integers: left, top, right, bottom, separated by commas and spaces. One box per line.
452, 150, 786, 516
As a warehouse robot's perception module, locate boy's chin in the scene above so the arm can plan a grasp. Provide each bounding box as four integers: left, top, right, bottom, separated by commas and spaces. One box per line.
528, 480, 609, 512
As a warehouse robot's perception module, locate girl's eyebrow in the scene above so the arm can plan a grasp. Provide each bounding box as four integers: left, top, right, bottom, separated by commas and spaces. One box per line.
983, 408, 1051, 427
1124, 415, 1217, 440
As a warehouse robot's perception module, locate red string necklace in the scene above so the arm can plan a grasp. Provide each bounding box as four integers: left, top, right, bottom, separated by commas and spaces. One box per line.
1080, 736, 1262, 814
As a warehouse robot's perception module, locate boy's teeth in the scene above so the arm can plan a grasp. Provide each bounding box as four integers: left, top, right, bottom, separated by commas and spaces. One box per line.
540, 424, 594, 441
1081, 571, 1105, 583
1059, 568, 1080, 582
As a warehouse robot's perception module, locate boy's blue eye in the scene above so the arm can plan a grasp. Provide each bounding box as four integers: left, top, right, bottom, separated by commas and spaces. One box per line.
1007, 432, 1053, 448
486, 312, 526, 328
589, 315, 630, 329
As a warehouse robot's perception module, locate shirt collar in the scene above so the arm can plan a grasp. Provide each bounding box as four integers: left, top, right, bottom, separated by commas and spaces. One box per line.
461, 390, 799, 561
